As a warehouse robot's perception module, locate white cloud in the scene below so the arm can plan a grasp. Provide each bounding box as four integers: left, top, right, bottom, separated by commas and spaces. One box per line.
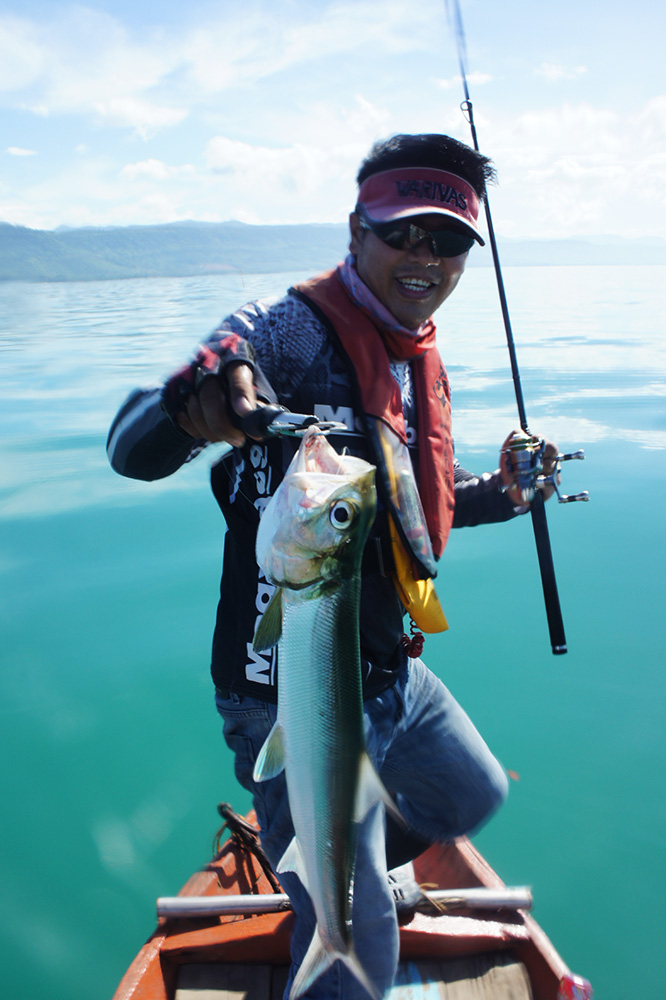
475, 100, 666, 238
0, 2, 442, 118
344, 94, 392, 136
20, 103, 49, 117
636, 95, 666, 143
535, 62, 587, 81
206, 136, 300, 175
434, 71, 493, 90
120, 159, 195, 181
0, 17, 44, 92
0, 3, 665, 237
93, 98, 188, 139
0, 8, 180, 130
201, 89, 394, 223
203, 136, 345, 222
7, 146, 36, 156
498, 103, 621, 164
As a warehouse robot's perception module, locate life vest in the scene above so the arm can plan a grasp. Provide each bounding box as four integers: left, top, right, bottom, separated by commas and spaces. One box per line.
291, 269, 454, 633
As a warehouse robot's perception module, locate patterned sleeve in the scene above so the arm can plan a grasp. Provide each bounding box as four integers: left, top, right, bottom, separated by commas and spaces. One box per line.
107, 293, 327, 482
204, 294, 327, 404
106, 386, 205, 481
452, 459, 528, 527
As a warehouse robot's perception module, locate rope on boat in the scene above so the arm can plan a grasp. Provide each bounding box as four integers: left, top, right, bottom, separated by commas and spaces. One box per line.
214, 802, 283, 894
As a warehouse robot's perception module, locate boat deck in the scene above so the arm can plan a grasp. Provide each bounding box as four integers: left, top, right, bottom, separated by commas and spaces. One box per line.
175, 953, 533, 999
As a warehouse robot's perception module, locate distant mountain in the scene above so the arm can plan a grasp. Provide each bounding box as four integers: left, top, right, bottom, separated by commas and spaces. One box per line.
1, 220, 665, 282
0, 220, 350, 282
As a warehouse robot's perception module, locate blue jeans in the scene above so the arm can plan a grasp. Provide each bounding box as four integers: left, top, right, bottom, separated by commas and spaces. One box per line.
215, 658, 508, 1000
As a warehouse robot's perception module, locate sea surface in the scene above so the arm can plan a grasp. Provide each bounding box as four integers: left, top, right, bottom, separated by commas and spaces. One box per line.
1, 265, 664, 1000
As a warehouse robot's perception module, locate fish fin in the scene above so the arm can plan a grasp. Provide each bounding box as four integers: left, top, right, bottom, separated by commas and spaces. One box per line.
290, 928, 381, 1000
289, 926, 336, 1000
277, 836, 309, 890
252, 721, 286, 782
253, 588, 283, 651
355, 752, 408, 830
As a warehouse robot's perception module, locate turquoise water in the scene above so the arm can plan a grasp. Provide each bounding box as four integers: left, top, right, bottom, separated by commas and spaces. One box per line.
1, 266, 664, 999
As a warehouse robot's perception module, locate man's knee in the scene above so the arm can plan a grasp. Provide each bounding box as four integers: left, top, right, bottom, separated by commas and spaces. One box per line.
416, 758, 509, 843
456, 761, 509, 837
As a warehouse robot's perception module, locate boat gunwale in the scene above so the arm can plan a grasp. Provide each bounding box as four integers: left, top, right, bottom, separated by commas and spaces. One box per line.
111, 811, 573, 1000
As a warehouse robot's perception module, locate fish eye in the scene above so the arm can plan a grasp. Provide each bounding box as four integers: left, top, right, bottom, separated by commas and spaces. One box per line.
329, 500, 355, 529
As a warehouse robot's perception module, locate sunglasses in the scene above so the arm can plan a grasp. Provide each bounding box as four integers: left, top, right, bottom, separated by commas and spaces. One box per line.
358, 212, 476, 258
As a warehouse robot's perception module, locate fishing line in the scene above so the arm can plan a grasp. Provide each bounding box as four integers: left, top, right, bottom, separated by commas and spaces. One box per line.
444, 0, 569, 654
445, 0, 528, 430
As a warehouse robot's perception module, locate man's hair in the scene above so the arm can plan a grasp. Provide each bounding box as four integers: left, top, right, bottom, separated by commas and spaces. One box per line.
356, 133, 496, 201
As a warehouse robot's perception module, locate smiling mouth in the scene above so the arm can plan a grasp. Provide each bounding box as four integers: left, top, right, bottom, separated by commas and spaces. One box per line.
396, 276, 437, 294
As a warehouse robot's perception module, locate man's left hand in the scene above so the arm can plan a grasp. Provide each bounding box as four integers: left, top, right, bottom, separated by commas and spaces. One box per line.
499, 430, 560, 506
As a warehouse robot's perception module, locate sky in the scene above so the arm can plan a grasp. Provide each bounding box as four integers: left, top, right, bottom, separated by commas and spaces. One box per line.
1, 0, 665, 238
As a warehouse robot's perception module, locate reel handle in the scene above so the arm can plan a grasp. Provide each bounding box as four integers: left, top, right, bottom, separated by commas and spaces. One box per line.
556, 491, 590, 504
544, 449, 589, 503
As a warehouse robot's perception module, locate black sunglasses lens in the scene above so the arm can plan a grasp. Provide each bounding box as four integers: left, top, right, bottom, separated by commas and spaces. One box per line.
432, 231, 475, 257
381, 228, 410, 250
368, 220, 475, 257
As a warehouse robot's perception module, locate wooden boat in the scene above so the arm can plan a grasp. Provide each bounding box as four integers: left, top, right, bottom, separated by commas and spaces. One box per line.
112, 804, 592, 1000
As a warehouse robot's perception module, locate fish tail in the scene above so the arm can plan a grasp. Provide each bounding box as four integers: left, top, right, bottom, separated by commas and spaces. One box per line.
289, 926, 381, 1000
289, 926, 335, 1000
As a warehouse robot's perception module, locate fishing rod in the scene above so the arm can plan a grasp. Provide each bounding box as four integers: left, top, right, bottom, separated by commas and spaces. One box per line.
445, 0, 588, 655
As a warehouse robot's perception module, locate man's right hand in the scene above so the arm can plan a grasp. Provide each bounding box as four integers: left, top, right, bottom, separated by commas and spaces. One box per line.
176, 362, 258, 447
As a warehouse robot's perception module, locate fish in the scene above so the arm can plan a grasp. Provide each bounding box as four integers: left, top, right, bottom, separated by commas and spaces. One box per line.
252, 427, 400, 1000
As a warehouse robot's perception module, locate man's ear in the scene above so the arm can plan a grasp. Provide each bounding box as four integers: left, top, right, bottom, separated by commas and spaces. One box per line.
349, 211, 363, 255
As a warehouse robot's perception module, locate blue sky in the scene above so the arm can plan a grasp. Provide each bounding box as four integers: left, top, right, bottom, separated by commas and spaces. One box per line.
1, 0, 664, 237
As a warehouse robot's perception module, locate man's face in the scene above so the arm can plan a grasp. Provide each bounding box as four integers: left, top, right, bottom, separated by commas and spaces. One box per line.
349, 211, 469, 329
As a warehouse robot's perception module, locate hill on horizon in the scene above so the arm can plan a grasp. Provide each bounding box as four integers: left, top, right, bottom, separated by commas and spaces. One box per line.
2, 219, 665, 282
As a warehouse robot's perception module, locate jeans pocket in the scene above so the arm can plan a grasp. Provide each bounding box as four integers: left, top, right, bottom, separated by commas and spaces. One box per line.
215, 691, 276, 794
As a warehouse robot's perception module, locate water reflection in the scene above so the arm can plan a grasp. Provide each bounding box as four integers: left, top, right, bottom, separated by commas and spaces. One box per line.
1, 266, 664, 518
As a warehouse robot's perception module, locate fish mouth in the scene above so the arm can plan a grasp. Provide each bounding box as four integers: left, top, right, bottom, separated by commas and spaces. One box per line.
270, 574, 323, 591
264, 545, 327, 590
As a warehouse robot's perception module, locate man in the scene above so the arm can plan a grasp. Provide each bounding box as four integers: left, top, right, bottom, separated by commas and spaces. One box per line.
108, 133, 557, 998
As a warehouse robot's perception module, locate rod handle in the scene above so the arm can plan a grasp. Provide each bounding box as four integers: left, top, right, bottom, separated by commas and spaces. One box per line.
530, 493, 567, 654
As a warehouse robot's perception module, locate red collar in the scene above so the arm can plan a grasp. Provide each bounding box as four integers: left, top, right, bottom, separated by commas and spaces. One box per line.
292, 269, 455, 567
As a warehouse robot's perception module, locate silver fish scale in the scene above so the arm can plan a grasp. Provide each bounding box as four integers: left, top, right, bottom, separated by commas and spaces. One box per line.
279, 579, 364, 951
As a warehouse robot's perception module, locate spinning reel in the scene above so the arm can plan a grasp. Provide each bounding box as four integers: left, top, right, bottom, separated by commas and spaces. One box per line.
503, 432, 589, 506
